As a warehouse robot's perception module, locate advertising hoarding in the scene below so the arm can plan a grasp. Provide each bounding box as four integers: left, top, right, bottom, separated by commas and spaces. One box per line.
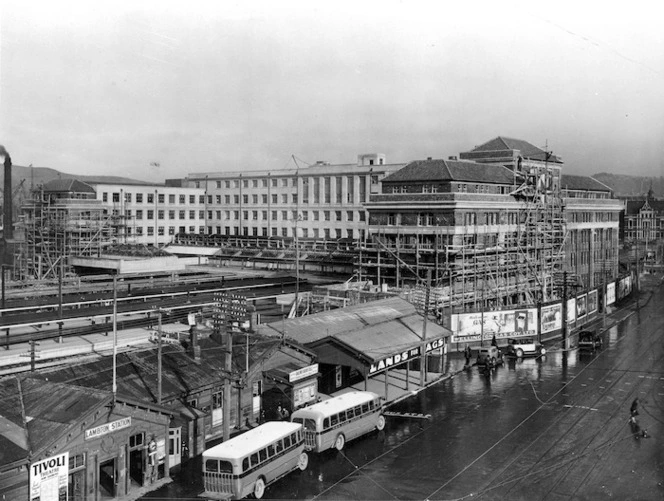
30, 452, 68, 501
566, 298, 576, 324
587, 290, 598, 315
606, 282, 615, 305
451, 308, 537, 343
541, 303, 562, 334
576, 294, 587, 320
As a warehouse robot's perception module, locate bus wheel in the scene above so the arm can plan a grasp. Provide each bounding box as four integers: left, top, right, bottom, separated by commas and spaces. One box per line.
376, 415, 386, 431
334, 433, 346, 451
253, 477, 266, 499
297, 452, 309, 471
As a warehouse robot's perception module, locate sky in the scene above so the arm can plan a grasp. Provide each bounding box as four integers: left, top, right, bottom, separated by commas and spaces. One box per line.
1, 0, 663, 182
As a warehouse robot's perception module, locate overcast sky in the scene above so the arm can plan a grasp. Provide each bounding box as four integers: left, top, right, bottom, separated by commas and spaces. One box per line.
1, 0, 663, 182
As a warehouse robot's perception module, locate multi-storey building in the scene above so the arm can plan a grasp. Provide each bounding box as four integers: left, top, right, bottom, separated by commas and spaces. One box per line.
90, 182, 206, 247
362, 137, 622, 311
183, 154, 405, 241
623, 188, 664, 267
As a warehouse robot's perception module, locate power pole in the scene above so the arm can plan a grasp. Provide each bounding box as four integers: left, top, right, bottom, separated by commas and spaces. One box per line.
420, 269, 431, 387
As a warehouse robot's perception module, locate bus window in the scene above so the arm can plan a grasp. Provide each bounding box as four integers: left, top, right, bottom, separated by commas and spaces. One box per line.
251, 452, 259, 465
242, 457, 249, 471
290, 433, 297, 445
331, 414, 339, 426
217, 460, 233, 473
369, 400, 375, 411
284, 435, 292, 448
346, 408, 354, 419
268, 444, 277, 457
275, 440, 284, 453
323, 417, 330, 429
259, 448, 267, 462
354, 405, 362, 416
339, 410, 347, 422
205, 459, 219, 473
361, 403, 369, 413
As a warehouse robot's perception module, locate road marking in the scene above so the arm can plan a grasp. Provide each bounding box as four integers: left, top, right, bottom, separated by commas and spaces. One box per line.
563, 404, 598, 411
599, 386, 605, 389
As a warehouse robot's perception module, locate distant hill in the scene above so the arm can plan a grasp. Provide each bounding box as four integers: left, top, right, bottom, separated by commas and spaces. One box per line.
593, 173, 664, 198
1, 165, 153, 191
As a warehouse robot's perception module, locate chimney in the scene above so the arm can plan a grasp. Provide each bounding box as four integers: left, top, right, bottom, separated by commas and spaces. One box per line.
189, 325, 201, 361
448, 156, 457, 161
0, 146, 12, 242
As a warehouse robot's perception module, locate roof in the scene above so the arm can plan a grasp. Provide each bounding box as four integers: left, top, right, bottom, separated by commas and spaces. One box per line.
42, 178, 96, 194
382, 159, 515, 184
561, 174, 612, 192
257, 297, 416, 344
466, 136, 563, 163
0, 376, 112, 466
203, 421, 302, 460
29, 334, 286, 403
625, 199, 664, 215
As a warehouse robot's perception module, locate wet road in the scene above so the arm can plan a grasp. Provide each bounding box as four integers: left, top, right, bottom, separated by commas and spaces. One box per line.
145, 284, 664, 500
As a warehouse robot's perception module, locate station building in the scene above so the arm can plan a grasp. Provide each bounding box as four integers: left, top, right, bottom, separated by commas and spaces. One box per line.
0, 376, 172, 501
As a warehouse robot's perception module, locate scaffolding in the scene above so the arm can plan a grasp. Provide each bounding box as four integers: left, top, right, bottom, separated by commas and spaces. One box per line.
358, 155, 567, 314
14, 190, 121, 280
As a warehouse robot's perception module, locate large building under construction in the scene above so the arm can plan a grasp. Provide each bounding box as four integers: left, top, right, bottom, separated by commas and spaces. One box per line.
361, 137, 623, 313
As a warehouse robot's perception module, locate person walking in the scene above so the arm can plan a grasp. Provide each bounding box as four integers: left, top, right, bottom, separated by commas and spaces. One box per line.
630, 398, 639, 423
491, 335, 498, 347
464, 345, 472, 367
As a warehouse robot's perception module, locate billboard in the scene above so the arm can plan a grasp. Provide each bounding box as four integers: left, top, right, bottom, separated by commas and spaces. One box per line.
576, 294, 587, 321
30, 452, 68, 501
541, 303, 562, 334
587, 290, 598, 315
451, 308, 537, 343
566, 298, 576, 324
606, 282, 615, 305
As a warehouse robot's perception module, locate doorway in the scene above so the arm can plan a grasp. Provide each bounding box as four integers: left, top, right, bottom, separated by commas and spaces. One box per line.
168, 427, 181, 468
129, 447, 144, 487
98, 458, 116, 498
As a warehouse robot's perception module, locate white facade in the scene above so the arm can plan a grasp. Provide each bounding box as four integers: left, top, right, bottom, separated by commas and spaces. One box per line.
185, 156, 405, 241
91, 183, 206, 247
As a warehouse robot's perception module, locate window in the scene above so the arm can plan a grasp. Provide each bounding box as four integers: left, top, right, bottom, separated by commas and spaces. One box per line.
252, 194, 258, 204
179, 210, 185, 219
272, 211, 277, 221
130, 433, 145, 448
147, 193, 154, 203
243, 179, 249, 188
199, 210, 205, 219
262, 179, 268, 187
136, 193, 143, 203
216, 195, 221, 204
216, 181, 221, 188
168, 194, 175, 203
102, 193, 108, 202
112, 192, 120, 203
281, 194, 288, 204
135, 210, 143, 220
243, 211, 249, 220
158, 226, 164, 236
281, 210, 288, 220
347, 211, 354, 222
169, 227, 175, 235
225, 180, 231, 188
252, 179, 258, 188
262, 194, 268, 204
147, 227, 154, 236
281, 178, 288, 187
271, 178, 277, 187
292, 194, 298, 204
243, 194, 249, 204
225, 195, 230, 204
157, 210, 164, 219
179, 195, 185, 204
125, 193, 132, 203
136, 227, 143, 235
188, 210, 195, 219
189, 195, 195, 204
324, 211, 330, 221
158, 194, 165, 203
335, 211, 342, 221
167, 210, 175, 220
200, 195, 206, 204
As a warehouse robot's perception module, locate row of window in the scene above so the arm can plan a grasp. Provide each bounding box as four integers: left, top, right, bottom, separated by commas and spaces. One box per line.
195, 175, 380, 190
204, 431, 302, 475
103, 192, 205, 204
218, 226, 355, 239
322, 400, 379, 430
116, 209, 367, 223
125, 226, 202, 236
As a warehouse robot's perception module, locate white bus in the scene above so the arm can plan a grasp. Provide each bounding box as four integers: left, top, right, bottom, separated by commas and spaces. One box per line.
291, 390, 385, 452
202, 421, 308, 500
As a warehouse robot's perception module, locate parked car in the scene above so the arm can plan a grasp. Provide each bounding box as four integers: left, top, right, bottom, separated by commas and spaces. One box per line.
505, 338, 546, 358
578, 330, 602, 351
476, 346, 504, 367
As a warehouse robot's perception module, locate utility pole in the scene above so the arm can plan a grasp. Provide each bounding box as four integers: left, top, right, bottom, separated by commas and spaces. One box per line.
420, 269, 431, 387
112, 274, 118, 403
157, 309, 163, 405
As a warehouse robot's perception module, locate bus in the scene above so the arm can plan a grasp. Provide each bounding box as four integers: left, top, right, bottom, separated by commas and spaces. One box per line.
202, 421, 308, 500
291, 390, 385, 452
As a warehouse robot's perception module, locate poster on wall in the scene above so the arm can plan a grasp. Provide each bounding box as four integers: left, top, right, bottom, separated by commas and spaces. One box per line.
30, 452, 68, 501
451, 308, 537, 343
587, 290, 598, 315
566, 298, 576, 324
606, 282, 615, 305
624, 275, 632, 295
576, 294, 587, 321
541, 303, 562, 334
617, 277, 627, 300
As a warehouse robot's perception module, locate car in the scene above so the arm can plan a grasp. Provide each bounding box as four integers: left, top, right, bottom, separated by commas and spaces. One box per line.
505, 338, 546, 358
578, 330, 602, 351
476, 346, 504, 367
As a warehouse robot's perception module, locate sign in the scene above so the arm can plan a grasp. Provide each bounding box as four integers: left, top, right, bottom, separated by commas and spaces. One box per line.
587, 290, 598, 315
289, 363, 319, 383
566, 298, 576, 324
30, 452, 68, 501
541, 303, 562, 334
369, 338, 444, 374
576, 294, 587, 320
606, 282, 615, 305
451, 308, 537, 343
85, 417, 131, 440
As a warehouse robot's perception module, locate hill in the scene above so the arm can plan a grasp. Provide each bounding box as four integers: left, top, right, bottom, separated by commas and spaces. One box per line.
593, 173, 664, 198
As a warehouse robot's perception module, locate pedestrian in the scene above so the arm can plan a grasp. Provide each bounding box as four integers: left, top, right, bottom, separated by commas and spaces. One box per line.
630, 398, 639, 422
279, 405, 290, 421
491, 335, 498, 347
464, 345, 472, 367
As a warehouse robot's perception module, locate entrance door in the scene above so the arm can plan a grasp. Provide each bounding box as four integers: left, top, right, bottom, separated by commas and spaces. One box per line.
129, 447, 144, 487
168, 427, 181, 467
98, 458, 116, 498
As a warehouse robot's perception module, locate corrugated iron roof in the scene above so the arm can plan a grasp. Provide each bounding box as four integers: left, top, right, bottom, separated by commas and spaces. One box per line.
42, 178, 96, 193
258, 297, 415, 344
467, 136, 563, 163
